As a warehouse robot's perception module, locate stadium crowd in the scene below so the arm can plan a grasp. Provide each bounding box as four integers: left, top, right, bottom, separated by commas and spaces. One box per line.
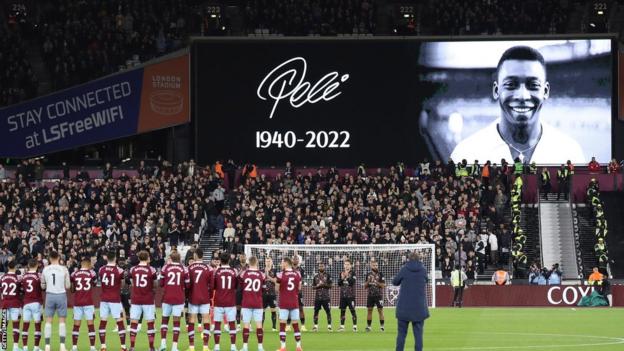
242, 0, 377, 36
0, 158, 520, 281
2, 154, 624, 279
36, 0, 200, 90
428, 0, 570, 35
0, 26, 38, 107
0, 159, 217, 275
218, 160, 516, 279
2, 0, 622, 109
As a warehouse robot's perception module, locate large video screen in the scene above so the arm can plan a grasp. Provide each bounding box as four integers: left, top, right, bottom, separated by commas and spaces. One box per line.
194, 37, 615, 166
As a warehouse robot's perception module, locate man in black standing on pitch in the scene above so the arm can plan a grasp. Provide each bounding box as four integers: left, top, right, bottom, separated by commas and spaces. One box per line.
393, 251, 430, 351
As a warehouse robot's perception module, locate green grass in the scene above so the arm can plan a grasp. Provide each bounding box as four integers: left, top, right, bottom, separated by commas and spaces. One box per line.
4, 307, 624, 351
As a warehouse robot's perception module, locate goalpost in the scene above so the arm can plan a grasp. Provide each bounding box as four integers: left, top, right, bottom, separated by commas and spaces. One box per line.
244, 244, 436, 308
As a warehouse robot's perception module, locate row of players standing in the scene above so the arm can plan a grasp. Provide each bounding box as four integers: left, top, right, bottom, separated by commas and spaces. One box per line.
0, 249, 388, 351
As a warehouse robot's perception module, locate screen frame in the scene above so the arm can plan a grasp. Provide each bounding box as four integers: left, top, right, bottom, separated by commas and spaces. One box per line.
191, 34, 620, 165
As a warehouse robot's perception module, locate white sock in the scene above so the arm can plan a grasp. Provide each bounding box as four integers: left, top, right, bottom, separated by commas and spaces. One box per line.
243, 343, 248, 348
172, 341, 178, 349
14, 343, 18, 350
59, 323, 66, 343
45, 322, 52, 343
161, 339, 167, 347
281, 341, 286, 348
297, 341, 301, 347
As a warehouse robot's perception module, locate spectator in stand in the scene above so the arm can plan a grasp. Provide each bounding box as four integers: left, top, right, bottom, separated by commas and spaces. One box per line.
556, 164, 569, 200
588, 157, 601, 173
0, 164, 5, 180
223, 159, 238, 189
103, 163, 113, 180
548, 263, 561, 285
441, 256, 453, 279
488, 231, 498, 265
223, 222, 236, 242
588, 267, 604, 286
465, 260, 476, 280
566, 160, 575, 176
540, 167, 551, 193
62, 162, 70, 180
528, 263, 541, 285
492, 266, 510, 286
493, 188, 507, 222
499, 226, 512, 265
607, 159, 620, 174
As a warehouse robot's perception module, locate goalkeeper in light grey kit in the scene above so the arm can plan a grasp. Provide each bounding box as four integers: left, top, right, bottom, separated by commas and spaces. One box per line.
41, 251, 71, 351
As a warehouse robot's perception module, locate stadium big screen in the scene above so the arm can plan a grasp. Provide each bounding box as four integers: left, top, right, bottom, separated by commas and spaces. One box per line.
193, 36, 618, 166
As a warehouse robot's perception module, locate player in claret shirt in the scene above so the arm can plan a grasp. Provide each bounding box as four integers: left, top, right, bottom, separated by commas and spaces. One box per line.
212, 252, 239, 351
21, 259, 44, 351
238, 256, 266, 351
129, 251, 158, 351
70, 257, 98, 351
159, 251, 189, 351
187, 249, 213, 351
1, 260, 23, 351
98, 250, 128, 351
275, 257, 303, 351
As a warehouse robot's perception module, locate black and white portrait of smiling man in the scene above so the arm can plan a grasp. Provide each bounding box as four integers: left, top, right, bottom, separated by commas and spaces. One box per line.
419, 39, 612, 165
451, 45, 584, 163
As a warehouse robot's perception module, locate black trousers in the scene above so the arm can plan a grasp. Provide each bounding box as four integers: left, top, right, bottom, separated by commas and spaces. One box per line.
314, 300, 331, 322
452, 286, 464, 306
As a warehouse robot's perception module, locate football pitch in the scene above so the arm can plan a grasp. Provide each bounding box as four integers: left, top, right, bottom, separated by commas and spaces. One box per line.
5, 307, 623, 351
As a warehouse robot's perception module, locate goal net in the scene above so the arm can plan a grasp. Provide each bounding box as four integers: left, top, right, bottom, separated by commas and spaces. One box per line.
244, 244, 435, 308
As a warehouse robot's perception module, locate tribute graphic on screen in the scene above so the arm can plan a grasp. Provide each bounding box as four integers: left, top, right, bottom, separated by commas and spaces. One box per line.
195, 38, 613, 166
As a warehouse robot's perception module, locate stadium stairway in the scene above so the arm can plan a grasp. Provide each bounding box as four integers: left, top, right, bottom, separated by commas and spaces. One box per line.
199, 230, 222, 262
538, 194, 579, 279
519, 204, 541, 268
573, 204, 597, 278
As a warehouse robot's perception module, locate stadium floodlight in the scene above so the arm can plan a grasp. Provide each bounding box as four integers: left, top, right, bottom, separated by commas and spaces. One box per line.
244, 244, 436, 308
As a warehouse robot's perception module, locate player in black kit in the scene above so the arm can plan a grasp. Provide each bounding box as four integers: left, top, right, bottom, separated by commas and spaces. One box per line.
312, 263, 333, 332
338, 259, 357, 332
364, 258, 386, 332
262, 257, 278, 331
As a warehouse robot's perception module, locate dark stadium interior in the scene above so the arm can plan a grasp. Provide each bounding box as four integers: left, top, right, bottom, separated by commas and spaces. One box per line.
0, 2, 623, 349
